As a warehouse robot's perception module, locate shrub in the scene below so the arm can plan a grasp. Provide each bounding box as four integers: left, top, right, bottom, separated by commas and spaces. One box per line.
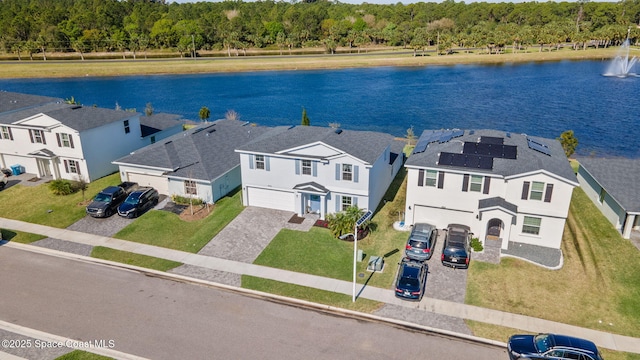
171, 195, 204, 206
48, 179, 74, 195
470, 237, 484, 252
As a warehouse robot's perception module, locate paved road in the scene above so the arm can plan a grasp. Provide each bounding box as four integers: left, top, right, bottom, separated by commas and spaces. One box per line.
0, 247, 506, 360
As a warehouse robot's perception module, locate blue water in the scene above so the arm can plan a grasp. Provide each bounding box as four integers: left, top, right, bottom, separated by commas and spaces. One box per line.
1, 59, 638, 157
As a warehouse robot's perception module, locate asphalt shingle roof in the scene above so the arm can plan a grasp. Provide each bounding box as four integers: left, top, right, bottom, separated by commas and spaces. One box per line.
236, 125, 399, 165
576, 157, 640, 213
114, 119, 273, 181
139, 113, 185, 137
405, 129, 577, 184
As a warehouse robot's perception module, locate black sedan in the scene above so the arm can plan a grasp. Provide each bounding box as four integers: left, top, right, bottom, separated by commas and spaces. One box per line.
507, 333, 604, 360
441, 223, 472, 269
394, 258, 428, 301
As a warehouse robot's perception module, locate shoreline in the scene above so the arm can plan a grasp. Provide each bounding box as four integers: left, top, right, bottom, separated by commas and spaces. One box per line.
0, 47, 622, 79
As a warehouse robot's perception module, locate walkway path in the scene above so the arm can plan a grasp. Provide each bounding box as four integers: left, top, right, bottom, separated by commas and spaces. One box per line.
1, 216, 639, 355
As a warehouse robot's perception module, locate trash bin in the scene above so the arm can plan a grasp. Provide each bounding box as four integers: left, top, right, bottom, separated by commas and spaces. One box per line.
10, 164, 23, 176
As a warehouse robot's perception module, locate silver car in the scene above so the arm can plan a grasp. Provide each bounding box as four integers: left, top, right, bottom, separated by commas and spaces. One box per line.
404, 223, 438, 261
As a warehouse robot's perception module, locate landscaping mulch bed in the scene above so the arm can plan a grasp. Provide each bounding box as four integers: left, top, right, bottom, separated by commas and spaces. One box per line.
313, 219, 329, 228
179, 204, 213, 222
161, 202, 187, 215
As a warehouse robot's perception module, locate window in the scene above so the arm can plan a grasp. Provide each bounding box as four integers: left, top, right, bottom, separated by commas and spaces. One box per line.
184, 180, 197, 195
150, 136, 156, 144
342, 164, 352, 181
255, 155, 265, 170
599, 188, 606, 204
469, 175, 483, 192
64, 159, 81, 175
302, 160, 312, 175
522, 216, 541, 235
124, 120, 130, 134
0, 126, 12, 140
341, 196, 352, 211
425, 170, 438, 187
56, 133, 74, 148
530, 181, 545, 200
29, 129, 46, 144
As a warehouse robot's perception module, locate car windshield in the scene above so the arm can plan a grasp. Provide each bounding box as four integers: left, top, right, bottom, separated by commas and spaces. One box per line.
409, 239, 427, 248
534, 334, 553, 353
399, 277, 419, 289
444, 247, 467, 257
93, 194, 111, 202
448, 231, 467, 244
124, 194, 141, 205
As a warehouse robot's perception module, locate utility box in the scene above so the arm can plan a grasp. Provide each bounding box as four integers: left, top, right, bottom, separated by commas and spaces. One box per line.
367, 256, 384, 272
357, 249, 365, 262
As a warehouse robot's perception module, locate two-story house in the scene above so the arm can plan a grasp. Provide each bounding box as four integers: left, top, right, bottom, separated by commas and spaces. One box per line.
235, 126, 405, 220
114, 119, 273, 203
404, 129, 578, 250
0, 91, 183, 182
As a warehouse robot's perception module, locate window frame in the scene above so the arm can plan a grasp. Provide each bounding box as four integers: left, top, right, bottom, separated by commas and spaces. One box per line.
425, 170, 438, 187
342, 164, 353, 181
469, 175, 483, 192
255, 155, 265, 170
530, 181, 545, 201
341, 196, 352, 211
60, 133, 71, 147
32, 129, 45, 144
124, 119, 130, 134
522, 216, 542, 235
301, 159, 312, 175
184, 180, 198, 195
0, 126, 11, 140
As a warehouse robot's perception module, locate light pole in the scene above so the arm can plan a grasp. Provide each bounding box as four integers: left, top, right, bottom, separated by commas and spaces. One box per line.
353, 210, 373, 302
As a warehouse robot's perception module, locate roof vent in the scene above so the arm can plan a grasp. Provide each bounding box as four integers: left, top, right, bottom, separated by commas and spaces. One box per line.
71, 105, 82, 110
335, 129, 343, 134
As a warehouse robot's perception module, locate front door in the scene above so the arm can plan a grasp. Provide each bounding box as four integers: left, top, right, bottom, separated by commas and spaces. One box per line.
38, 159, 51, 177
309, 195, 321, 213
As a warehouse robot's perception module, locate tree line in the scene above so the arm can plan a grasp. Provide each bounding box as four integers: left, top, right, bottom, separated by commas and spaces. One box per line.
1, 0, 639, 59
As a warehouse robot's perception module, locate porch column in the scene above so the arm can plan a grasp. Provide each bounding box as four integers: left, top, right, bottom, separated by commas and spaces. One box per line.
320, 194, 326, 220
52, 158, 61, 180
622, 214, 635, 239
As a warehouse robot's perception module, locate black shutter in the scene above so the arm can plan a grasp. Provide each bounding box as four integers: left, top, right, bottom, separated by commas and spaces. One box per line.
8, 127, 13, 140
437, 172, 445, 189
56, 133, 61, 147
522, 181, 530, 200
418, 169, 424, 187
63, 160, 69, 173
483, 176, 491, 194
41, 131, 46, 144
69, 135, 74, 148
544, 183, 554, 202
462, 174, 469, 192
29, 129, 34, 143
76, 161, 81, 175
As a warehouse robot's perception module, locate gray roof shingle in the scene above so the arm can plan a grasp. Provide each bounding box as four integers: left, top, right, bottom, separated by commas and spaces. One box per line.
405, 129, 577, 184
139, 113, 185, 137
114, 120, 273, 182
576, 157, 640, 213
236, 125, 399, 164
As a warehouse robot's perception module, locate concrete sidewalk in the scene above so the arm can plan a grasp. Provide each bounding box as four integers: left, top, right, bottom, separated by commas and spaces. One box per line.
1, 217, 639, 354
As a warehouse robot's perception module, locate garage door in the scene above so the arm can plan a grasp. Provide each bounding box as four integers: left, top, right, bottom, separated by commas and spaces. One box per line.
413, 205, 473, 229
247, 187, 295, 212
127, 172, 169, 195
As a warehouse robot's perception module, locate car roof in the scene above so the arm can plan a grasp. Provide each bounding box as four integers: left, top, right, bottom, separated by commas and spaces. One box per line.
550, 334, 600, 355
101, 186, 122, 194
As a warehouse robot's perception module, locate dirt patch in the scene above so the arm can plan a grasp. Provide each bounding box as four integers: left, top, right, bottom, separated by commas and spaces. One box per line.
179, 204, 214, 222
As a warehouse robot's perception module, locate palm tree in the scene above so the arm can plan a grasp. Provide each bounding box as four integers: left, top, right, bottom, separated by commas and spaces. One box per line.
199, 106, 210, 122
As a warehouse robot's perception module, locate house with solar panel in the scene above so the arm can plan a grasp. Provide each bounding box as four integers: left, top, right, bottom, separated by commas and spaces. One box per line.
575, 157, 640, 240
0, 91, 183, 182
235, 126, 405, 220
404, 129, 578, 251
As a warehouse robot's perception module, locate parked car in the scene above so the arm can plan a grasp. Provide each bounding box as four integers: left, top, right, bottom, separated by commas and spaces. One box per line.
0, 172, 7, 190
441, 223, 472, 269
404, 222, 438, 261
394, 257, 429, 301
118, 187, 159, 218
86, 182, 137, 218
507, 333, 604, 360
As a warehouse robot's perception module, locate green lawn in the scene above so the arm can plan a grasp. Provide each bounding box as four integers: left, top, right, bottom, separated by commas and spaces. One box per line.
0, 228, 45, 243
55, 350, 112, 360
91, 246, 182, 271
114, 189, 243, 253
467, 187, 640, 341
0, 173, 120, 228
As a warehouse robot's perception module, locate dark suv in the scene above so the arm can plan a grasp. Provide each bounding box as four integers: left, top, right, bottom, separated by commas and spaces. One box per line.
394, 257, 428, 301
441, 223, 472, 269
507, 333, 604, 360
404, 222, 438, 261
118, 187, 159, 218
86, 186, 128, 218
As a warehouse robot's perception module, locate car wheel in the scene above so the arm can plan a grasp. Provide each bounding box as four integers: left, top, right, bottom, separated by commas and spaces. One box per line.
105, 209, 113, 217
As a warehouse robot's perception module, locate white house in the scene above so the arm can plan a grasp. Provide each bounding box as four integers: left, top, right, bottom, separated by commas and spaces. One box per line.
404, 129, 578, 250
576, 157, 640, 240
114, 120, 274, 203
235, 126, 405, 220
0, 91, 183, 182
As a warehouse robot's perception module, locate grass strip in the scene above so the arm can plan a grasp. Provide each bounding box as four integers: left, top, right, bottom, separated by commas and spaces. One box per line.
0, 228, 46, 244
91, 246, 182, 272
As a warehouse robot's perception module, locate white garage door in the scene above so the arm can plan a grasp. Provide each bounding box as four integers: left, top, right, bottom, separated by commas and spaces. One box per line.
413, 205, 473, 230
247, 187, 295, 212
127, 172, 169, 195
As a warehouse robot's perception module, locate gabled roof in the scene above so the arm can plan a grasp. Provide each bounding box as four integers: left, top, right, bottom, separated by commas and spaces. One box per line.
43, 106, 138, 132
236, 125, 398, 165
114, 119, 274, 182
405, 129, 577, 184
139, 113, 185, 137
577, 157, 640, 212
0, 91, 63, 114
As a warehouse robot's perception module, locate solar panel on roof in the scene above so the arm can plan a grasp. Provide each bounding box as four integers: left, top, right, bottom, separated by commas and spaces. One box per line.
527, 137, 551, 156
452, 129, 465, 138
463, 142, 517, 159
438, 152, 493, 170
480, 136, 504, 145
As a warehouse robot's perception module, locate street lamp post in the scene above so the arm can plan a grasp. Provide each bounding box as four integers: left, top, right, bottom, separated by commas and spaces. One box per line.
353, 210, 373, 302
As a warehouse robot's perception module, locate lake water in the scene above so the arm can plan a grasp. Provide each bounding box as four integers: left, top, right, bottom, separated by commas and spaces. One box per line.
1, 59, 638, 157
